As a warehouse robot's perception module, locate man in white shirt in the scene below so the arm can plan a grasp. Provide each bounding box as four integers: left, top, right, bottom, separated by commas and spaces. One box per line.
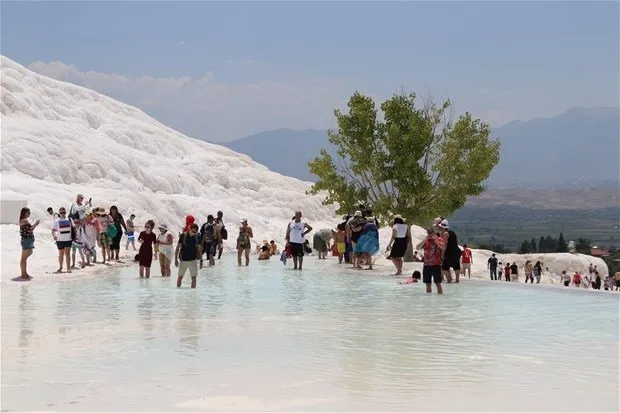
51, 207, 74, 273
285, 211, 313, 270
69, 193, 88, 220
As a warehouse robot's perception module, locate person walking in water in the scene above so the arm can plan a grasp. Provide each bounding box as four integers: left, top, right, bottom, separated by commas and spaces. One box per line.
137, 220, 157, 278
200, 214, 217, 268
417, 226, 446, 294
215, 210, 226, 259
19, 207, 40, 280
487, 253, 498, 280
285, 211, 313, 270
109, 205, 127, 261
126, 214, 136, 251
52, 207, 74, 273
524, 260, 534, 283
461, 244, 473, 278
386, 215, 409, 275
95, 208, 112, 265
157, 224, 174, 277
236, 219, 254, 266
353, 217, 379, 270
175, 223, 202, 288
438, 219, 461, 283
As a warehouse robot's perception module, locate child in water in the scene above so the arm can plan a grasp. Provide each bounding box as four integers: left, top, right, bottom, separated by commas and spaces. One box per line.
334, 223, 346, 264
399, 270, 421, 285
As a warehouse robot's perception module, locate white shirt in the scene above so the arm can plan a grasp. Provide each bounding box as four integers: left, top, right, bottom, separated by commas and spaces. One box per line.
52, 217, 73, 242
393, 223, 408, 238
288, 220, 306, 244
70, 202, 86, 220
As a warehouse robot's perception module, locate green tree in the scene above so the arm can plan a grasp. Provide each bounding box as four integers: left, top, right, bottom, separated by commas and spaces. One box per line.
530, 238, 537, 253
519, 240, 531, 254
307, 92, 501, 225
557, 232, 568, 252
575, 238, 591, 254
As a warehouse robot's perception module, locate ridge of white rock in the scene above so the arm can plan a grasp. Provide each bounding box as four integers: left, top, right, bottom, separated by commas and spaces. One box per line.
0, 55, 608, 283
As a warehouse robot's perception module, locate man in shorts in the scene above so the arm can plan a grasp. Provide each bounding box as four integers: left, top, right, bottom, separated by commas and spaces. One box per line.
175, 223, 202, 288
285, 211, 313, 270
51, 207, 73, 273
417, 227, 446, 294
461, 244, 473, 278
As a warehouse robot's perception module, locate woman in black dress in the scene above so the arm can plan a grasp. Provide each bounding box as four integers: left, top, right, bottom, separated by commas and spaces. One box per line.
386, 215, 409, 275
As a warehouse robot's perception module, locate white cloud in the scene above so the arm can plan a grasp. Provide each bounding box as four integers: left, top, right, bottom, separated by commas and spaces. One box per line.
27, 61, 352, 141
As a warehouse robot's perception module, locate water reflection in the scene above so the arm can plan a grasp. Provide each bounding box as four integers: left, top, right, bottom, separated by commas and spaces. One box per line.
1, 259, 618, 412
175, 292, 202, 354
18, 286, 35, 356
137, 284, 155, 335
281, 273, 305, 315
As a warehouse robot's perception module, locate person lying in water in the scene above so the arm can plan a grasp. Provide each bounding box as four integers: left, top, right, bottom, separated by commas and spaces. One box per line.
399, 270, 421, 285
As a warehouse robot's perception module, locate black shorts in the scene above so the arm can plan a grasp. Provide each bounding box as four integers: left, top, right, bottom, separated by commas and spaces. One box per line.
203, 242, 216, 257
56, 240, 72, 250
423, 265, 442, 284
290, 242, 304, 257
441, 256, 460, 271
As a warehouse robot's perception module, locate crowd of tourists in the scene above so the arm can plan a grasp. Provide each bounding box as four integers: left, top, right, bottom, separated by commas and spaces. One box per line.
17, 194, 620, 292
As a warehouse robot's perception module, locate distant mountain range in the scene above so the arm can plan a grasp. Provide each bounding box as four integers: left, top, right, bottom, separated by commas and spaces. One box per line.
220, 107, 619, 189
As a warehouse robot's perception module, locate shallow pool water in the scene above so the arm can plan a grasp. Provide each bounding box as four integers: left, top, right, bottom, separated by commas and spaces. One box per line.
2, 256, 619, 411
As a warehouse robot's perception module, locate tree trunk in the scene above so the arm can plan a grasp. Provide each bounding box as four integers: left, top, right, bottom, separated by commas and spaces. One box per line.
403, 225, 415, 262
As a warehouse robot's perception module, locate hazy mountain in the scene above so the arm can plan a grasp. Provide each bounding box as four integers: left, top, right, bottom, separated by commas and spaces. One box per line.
487, 107, 619, 188
221, 107, 619, 188
222, 129, 338, 182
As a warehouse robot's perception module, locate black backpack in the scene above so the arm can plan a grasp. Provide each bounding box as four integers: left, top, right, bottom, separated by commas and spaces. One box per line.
220, 224, 228, 240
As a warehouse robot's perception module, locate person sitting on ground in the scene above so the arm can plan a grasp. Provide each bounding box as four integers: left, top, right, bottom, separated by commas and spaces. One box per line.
258, 243, 271, 260
269, 240, 279, 255
399, 270, 421, 285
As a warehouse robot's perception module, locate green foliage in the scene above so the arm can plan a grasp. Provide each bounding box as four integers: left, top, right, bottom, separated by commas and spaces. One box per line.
530, 238, 537, 253
307, 92, 500, 226
575, 238, 592, 254
557, 232, 568, 252
478, 243, 507, 253
519, 240, 532, 254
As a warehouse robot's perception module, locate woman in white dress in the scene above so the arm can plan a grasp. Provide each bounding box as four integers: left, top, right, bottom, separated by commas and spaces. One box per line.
157, 224, 174, 277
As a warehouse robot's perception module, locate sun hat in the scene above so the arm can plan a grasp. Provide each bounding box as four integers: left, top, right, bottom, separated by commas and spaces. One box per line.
366, 216, 375, 221
158, 224, 168, 231
433, 217, 442, 226
394, 214, 402, 219
241, 218, 248, 223
439, 219, 450, 229
97, 209, 107, 215
354, 210, 362, 217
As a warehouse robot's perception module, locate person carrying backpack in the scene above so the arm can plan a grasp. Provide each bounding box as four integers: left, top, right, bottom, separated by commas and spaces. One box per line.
200, 215, 217, 268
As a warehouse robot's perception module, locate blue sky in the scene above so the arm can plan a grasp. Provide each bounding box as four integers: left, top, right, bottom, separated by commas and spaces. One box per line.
2, 1, 619, 141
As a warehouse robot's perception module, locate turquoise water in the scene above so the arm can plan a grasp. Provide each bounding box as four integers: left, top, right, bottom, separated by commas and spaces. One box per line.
2, 257, 619, 411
